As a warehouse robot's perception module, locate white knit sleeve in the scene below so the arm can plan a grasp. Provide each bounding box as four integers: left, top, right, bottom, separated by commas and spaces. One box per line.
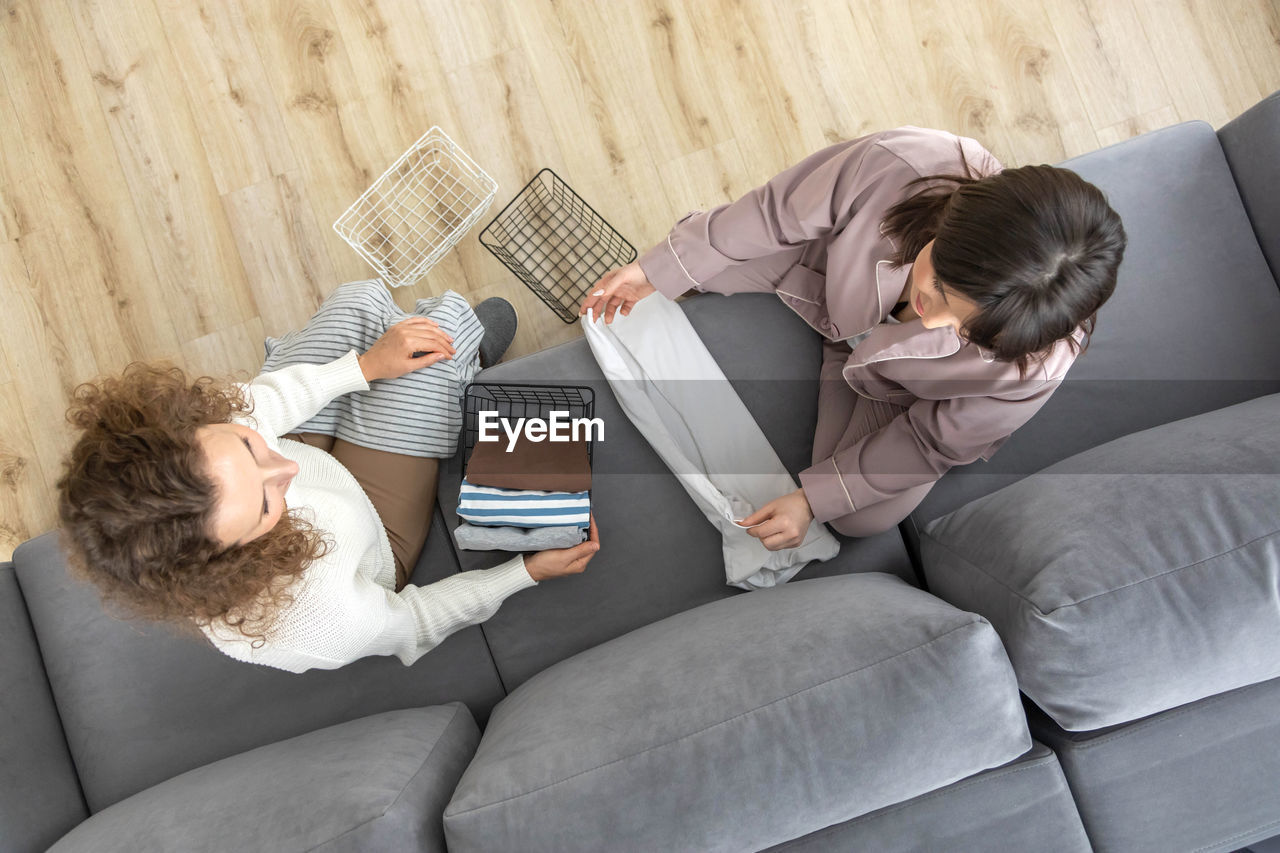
236, 350, 369, 438
206, 555, 536, 672
372, 555, 538, 666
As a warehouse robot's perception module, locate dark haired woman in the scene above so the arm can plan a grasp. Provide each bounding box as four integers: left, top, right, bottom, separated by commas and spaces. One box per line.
58, 287, 599, 672
581, 126, 1125, 548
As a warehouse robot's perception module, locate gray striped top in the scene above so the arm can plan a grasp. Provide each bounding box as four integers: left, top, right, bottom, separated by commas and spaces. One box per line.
259, 279, 483, 458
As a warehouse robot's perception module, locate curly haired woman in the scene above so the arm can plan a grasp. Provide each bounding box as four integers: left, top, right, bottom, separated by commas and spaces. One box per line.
57, 287, 599, 673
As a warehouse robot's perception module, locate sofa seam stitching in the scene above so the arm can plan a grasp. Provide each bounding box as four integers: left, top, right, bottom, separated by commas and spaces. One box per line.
782, 760, 1053, 842
1048, 527, 1279, 612
305, 705, 465, 852
1192, 815, 1280, 853
921, 526, 1280, 616
919, 531, 1044, 612
1040, 678, 1275, 750
445, 619, 989, 818
384, 704, 464, 813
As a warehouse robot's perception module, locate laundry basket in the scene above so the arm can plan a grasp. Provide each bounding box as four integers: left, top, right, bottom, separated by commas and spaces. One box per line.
479, 169, 636, 323
333, 127, 497, 288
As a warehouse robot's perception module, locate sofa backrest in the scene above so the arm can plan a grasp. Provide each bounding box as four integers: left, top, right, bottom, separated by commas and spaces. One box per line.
1, 562, 86, 851
913, 118, 1280, 525
1219, 91, 1280, 288
437, 292, 917, 692
11, 511, 506, 813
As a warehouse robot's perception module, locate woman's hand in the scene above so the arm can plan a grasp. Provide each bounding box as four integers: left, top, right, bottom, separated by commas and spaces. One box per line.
579, 261, 657, 324
740, 489, 814, 551
523, 514, 601, 581
358, 317, 456, 381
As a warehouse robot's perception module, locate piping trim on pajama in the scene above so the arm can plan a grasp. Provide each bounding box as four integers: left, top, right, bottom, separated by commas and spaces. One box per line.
666, 234, 703, 288
834, 458, 857, 513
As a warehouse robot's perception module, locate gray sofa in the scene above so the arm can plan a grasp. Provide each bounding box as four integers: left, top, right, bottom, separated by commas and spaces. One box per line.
5, 92, 1278, 852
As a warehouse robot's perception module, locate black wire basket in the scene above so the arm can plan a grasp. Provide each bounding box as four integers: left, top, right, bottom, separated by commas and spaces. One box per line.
478, 169, 636, 324
462, 382, 597, 469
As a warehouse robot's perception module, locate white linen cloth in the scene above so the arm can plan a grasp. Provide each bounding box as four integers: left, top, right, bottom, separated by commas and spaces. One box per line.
584, 297, 839, 589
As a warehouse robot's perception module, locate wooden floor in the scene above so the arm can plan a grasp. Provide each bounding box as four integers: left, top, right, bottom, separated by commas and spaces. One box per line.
1, 0, 1278, 560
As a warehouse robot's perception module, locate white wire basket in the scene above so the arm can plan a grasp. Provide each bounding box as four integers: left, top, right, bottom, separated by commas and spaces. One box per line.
333, 127, 498, 288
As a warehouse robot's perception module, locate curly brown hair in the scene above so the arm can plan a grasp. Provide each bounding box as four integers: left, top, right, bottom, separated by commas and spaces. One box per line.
56, 363, 328, 646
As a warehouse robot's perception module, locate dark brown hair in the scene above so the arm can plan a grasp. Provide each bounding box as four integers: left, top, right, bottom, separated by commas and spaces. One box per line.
882, 149, 1126, 377
56, 363, 328, 645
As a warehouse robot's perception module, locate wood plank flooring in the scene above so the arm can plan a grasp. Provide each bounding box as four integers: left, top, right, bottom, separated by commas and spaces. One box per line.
1, 0, 1278, 559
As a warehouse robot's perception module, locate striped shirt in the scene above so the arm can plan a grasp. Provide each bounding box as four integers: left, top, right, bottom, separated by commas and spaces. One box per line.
458, 480, 592, 528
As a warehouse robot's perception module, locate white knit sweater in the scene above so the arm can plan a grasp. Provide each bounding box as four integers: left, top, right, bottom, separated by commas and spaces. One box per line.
202, 350, 536, 672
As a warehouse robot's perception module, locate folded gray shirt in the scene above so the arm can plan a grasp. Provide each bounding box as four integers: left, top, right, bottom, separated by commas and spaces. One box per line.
453, 522, 587, 552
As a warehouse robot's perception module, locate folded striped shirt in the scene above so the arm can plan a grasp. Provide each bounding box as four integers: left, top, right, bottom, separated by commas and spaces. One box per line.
458, 480, 591, 529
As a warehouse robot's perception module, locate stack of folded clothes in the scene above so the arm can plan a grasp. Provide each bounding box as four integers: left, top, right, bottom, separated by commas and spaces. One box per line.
454, 430, 592, 551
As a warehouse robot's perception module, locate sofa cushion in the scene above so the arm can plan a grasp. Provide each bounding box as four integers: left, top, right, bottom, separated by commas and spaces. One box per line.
13, 511, 505, 812
762, 742, 1090, 853
1027, 676, 1280, 853
439, 292, 916, 690
912, 118, 1280, 524
921, 393, 1280, 731
1, 563, 87, 853
49, 704, 478, 853
443, 573, 1031, 853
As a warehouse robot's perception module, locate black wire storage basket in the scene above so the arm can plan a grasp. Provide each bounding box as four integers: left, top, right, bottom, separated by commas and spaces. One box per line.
462, 382, 597, 469
478, 169, 636, 324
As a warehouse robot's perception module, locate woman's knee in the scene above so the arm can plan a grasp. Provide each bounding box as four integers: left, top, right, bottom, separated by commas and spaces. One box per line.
825, 483, 935, 538
827, 511, 898, 538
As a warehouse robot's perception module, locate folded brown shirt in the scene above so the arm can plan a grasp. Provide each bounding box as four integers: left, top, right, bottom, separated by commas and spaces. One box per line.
466, 434, 591, 492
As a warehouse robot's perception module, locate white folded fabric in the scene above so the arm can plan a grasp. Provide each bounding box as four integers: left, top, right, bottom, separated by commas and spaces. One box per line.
584, 298, 838, 589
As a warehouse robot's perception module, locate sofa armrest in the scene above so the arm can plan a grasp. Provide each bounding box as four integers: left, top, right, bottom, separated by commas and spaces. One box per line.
1, 563, 87, 853
48, 705, 479, 853
1219, 90, 1280, 287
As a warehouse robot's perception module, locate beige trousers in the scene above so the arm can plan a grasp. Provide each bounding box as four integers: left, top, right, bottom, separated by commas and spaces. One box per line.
286, 433, 439, 590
